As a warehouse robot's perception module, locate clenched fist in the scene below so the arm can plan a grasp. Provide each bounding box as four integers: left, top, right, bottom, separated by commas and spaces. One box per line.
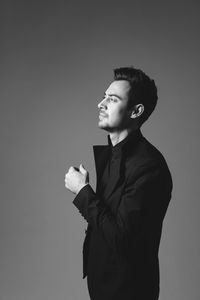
65, 164, 89, 195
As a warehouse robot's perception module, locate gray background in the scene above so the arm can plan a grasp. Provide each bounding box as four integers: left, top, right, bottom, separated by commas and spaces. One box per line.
1, 0, 200, 299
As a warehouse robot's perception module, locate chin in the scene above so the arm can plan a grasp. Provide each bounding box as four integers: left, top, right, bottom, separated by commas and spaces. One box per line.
98, 124, 107, 130
98, 120, 105, 127
98, 121, 107, 129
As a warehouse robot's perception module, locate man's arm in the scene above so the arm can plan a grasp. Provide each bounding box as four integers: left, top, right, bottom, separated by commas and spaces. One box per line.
72, 164, 172, 253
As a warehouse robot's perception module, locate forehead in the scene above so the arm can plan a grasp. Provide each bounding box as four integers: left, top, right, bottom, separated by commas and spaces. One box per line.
105, 80, 131, 98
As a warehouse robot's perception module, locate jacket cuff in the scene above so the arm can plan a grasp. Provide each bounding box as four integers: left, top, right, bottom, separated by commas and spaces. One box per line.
73, 184, 95, 217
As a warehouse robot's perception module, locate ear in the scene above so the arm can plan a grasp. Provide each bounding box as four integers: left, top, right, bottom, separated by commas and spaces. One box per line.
130, 104, 144, 119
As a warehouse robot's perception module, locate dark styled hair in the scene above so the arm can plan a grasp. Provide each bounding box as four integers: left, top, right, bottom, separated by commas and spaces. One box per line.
114, 67, 158, 126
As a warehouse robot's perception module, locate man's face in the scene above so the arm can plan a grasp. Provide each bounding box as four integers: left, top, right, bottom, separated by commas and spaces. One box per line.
98, 80, 132, 132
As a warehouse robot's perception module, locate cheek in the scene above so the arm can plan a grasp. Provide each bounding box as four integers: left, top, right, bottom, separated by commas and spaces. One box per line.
110, 106, 127, 122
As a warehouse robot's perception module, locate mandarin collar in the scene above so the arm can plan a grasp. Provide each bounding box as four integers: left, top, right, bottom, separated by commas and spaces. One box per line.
107, 129, 142, 157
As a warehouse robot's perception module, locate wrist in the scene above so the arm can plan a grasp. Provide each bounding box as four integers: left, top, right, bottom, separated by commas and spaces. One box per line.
76, 183, 89, 195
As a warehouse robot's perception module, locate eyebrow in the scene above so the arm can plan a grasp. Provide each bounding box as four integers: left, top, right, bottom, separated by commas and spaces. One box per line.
104, 92, 122, 100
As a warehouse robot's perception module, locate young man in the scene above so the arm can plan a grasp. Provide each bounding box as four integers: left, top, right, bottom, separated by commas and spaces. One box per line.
65, 67, 173, 300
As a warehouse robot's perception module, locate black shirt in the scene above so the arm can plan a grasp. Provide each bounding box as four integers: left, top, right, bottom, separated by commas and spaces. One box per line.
101, 130, 140, 193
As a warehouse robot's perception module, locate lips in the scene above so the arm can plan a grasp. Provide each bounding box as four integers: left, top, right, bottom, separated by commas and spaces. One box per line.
99, 112, 107, 117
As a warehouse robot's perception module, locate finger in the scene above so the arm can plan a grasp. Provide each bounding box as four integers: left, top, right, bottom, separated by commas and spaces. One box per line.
68, 166, 75, 172
79, 164, 86, 174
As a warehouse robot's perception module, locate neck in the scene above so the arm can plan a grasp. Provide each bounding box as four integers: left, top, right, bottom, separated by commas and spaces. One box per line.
109, 127, 137, 147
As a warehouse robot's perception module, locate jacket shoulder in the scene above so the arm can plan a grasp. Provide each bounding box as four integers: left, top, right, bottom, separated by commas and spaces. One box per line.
125, 136, 172, 180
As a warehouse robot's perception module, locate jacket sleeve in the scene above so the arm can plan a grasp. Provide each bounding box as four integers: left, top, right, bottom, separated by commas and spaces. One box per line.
73, 164, 172, 252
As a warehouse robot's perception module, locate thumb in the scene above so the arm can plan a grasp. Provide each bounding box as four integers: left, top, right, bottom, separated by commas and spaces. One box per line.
79, 164, 86, 174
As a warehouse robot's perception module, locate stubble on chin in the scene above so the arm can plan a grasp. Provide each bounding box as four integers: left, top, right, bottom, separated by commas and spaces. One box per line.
98, 119, 109, 131
98, 121, 105, 129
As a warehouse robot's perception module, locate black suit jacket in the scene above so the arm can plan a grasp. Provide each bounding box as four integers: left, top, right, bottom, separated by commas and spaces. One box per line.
73, 129, 173, 300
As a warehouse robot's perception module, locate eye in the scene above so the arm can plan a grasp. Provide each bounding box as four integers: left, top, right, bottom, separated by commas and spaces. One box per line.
110, 97, 118, 102
102, 95, 118, 103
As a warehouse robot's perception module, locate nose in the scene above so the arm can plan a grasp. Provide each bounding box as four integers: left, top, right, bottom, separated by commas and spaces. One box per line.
98, 97, 107, 109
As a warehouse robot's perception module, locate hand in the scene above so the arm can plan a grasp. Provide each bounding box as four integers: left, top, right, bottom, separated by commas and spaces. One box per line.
65, 164, 89, 195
